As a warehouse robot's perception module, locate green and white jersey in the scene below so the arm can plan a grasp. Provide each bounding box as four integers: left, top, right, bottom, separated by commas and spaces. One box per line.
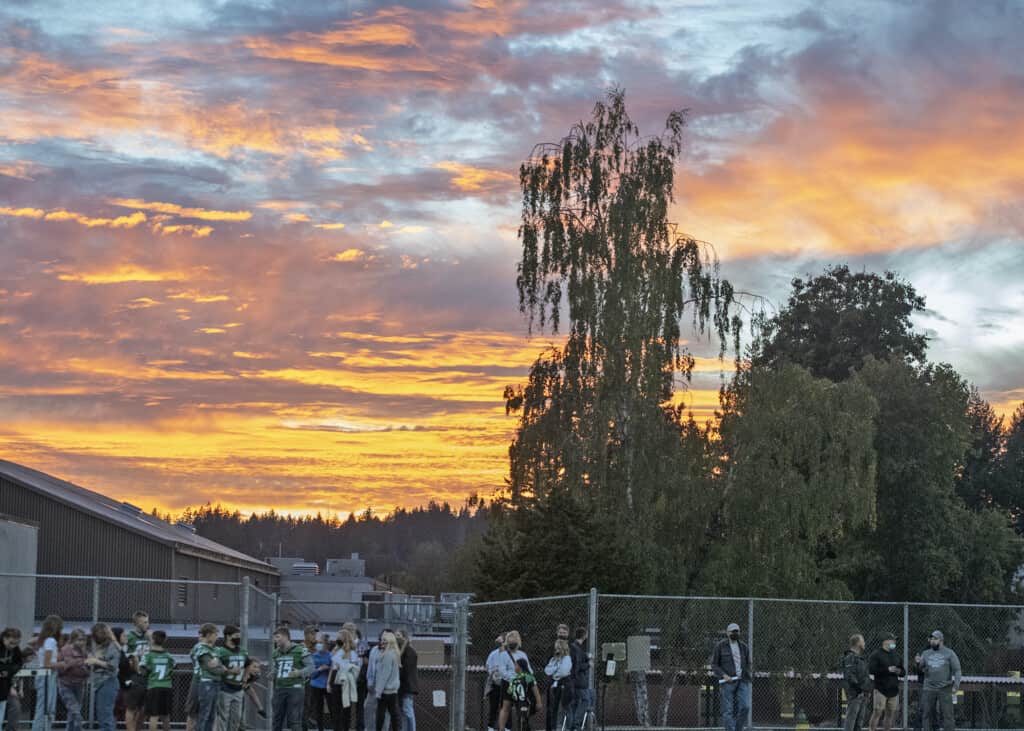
125, 629, 150, 660
143, 651, 174, 690
272, 644, 309, 689
190, 642, 220, 682
216, 646, 248, 690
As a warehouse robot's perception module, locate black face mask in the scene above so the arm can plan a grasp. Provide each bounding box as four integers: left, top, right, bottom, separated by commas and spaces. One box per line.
729, 633, 739, 641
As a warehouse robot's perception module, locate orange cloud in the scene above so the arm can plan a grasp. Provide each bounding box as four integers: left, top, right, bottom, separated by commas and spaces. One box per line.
167, 291, 229, 303
675, 89, 1024, 257
243, 37, 437, 72
315, 223, 347, 230
109, 198, 252, 222
57, 265, 192, 284
329, 249, 368, 263
435, 160, 517, 191
0, 206, 45, 219
158, 224, 214, 238
294, 23, 418, 47
1, 206, 146, 228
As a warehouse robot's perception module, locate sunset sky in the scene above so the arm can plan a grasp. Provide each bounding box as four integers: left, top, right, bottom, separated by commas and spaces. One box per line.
2, 0, 1022, 515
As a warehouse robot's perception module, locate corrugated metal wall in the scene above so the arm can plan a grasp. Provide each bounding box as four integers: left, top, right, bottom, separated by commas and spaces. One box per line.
0, 475, 172, 576
0, 476, 276, 624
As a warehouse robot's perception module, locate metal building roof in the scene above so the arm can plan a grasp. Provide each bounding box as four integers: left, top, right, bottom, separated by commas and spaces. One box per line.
0, 460, 275, 574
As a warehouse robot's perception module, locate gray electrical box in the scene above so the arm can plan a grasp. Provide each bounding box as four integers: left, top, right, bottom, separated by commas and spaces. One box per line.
627, 635, 651, 672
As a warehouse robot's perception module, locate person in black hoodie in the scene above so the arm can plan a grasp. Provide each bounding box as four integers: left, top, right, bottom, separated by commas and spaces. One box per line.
396, 630, 418, 731
566, 628, 591, 731
1, 628, 25, 728
868, 634, 905, 731
841, 634, 871, 731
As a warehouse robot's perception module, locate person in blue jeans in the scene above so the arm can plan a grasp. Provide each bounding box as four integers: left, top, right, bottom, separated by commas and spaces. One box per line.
32, 615, 63, 731
711, 623, 752, 731
86, 624, 122, 731
396, 631, 418, 731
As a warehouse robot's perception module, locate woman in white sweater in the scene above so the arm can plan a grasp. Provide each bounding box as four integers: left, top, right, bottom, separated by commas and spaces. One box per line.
373, 632, 401, 731
544, 639, 572, 731
330, 629, 361, 731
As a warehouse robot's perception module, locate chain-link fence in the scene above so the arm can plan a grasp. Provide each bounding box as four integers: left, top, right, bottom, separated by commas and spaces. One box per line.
468, 593, 1024, 731
277, 598, 462, 731
7, 576, 1024, 731
0, 572, 261, 730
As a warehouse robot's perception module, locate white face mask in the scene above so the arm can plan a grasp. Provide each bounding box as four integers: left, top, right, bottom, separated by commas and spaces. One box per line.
315, 643, 324, 651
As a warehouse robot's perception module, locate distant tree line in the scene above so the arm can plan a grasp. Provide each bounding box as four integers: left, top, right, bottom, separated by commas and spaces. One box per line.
161, 500, 489, 595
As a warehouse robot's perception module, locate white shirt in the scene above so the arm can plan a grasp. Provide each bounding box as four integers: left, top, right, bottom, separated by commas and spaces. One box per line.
545, 655, 572, 684
331, 649, 360, 683
496, 649, 531, 682
33, 637, 58, 669
729, 641, 742, 677
486, 648, 504, 683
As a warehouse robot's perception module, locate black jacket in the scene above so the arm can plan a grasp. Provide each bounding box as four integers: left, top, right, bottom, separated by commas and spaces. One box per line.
0, 645, 24, 697
711, 639, 751, 682
867, 648, 905, 698
570, 641, 590, 690
841, 650, 871, 696
399, 644, 418, 695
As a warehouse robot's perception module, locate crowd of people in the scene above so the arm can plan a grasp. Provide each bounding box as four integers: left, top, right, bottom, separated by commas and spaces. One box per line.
0, 614, 421, 731
711, 623, 963, 731
0, 612, 964, 731
483, 624, 592, 731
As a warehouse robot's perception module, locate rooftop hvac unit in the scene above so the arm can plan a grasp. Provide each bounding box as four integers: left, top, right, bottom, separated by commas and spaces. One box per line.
290, 562, 320, 576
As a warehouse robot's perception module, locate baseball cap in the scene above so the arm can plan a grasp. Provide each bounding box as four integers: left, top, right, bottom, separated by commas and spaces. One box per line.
727, 623, 740, 632
930, 630, 944, 641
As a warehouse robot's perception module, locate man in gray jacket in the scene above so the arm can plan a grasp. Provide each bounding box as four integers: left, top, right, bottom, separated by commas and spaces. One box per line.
915, 631, 961, 731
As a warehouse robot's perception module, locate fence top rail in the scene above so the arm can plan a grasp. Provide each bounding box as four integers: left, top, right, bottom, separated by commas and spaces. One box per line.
600, 592, 1024, 611
0, 572, 241, 586
279, 599, 459, 608
471, 593, 590, 607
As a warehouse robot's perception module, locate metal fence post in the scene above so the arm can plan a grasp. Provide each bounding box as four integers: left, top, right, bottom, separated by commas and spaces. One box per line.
748, 598, 755, 731
240, 576, 251, 651
88, 577, 100, 731
268, 592, 278, 730
452, 599, 468, 731
588, 587, 598, 695
903, 603, 910, 731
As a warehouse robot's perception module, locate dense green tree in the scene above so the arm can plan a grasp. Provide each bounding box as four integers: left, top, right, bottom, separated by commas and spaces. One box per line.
477, 89, 739, 597
956, 388, 1009, 514
754, 265, 927, 381
845, 359, 1022, 602
998, 404, 1024, 532
702, 365, 879, 598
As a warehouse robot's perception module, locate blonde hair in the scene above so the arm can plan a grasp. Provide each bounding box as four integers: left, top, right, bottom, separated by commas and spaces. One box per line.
337, 629, 356, 653
505, 630, 522, 649
381, 631, 401, 664
554, 639, 570, 658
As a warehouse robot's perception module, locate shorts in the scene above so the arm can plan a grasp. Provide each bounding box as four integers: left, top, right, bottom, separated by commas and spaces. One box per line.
873, 690, 898, 713
126, 677, 148, 710
146, 688, 173, 718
